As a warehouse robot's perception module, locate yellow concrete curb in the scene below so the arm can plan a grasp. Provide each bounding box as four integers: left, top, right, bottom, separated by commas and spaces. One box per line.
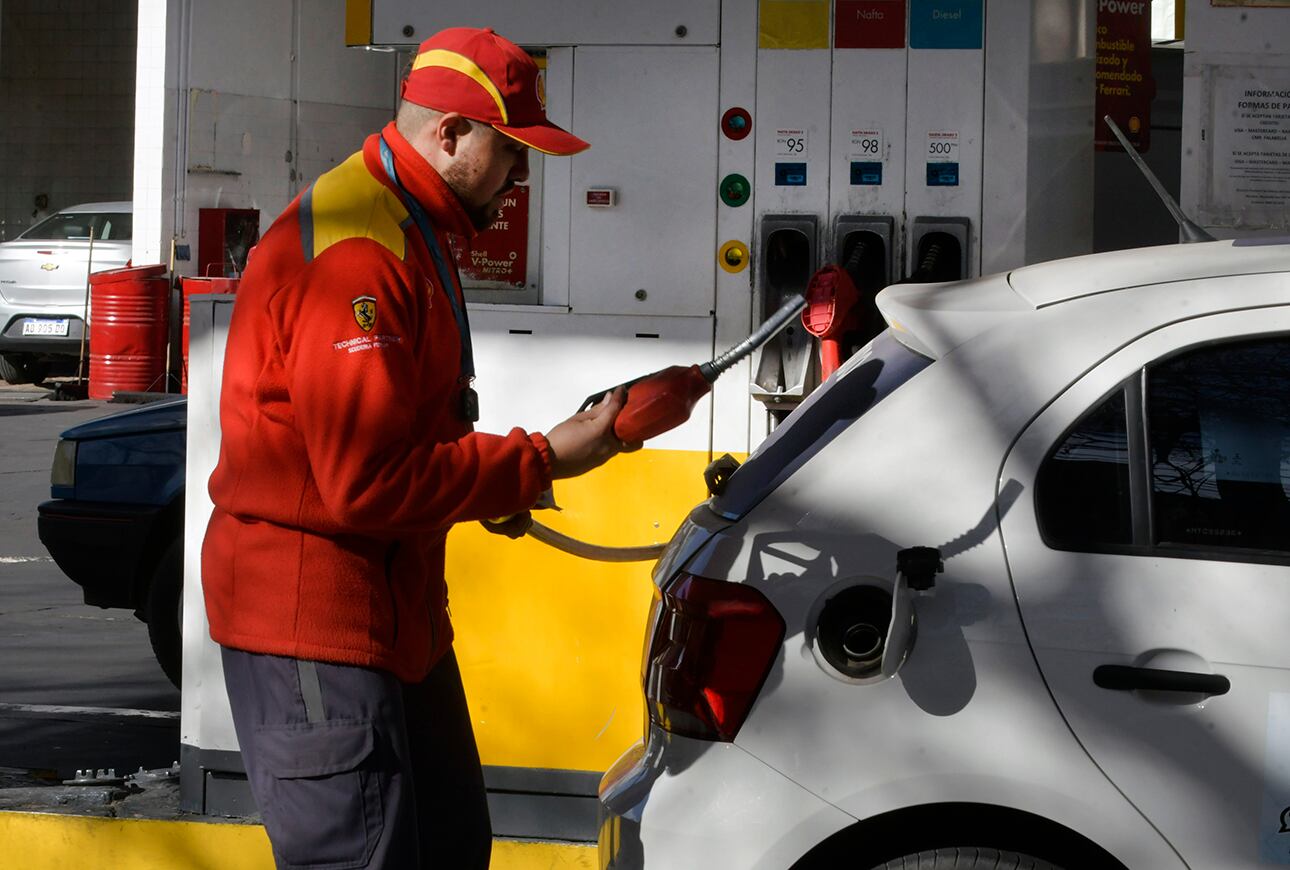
0, 811, 596, 869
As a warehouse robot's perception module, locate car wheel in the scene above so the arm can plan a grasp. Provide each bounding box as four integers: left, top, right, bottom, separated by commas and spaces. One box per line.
869, 849, 1063, 870
145, 538, 183, 689
0, 353, 49, 385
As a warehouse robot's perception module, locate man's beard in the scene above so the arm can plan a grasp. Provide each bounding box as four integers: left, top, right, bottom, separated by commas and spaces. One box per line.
443, 162, 508, 231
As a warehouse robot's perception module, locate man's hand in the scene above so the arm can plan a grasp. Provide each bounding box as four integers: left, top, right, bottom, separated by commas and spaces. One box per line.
545, 387, 641, 479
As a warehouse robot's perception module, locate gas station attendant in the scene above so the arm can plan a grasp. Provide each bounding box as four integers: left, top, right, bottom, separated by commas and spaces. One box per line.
201, 26, 632, 869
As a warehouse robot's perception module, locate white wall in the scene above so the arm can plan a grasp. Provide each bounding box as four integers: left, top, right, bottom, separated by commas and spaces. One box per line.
0, 0, 136, 240
133, 0, 398, 269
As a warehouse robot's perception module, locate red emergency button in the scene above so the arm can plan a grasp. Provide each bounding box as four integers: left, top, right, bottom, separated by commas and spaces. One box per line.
721, 107, 752, 141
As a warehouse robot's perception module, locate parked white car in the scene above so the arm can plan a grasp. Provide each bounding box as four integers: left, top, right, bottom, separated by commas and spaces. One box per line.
599, 239, 1290, 870
0, 201, 132, 383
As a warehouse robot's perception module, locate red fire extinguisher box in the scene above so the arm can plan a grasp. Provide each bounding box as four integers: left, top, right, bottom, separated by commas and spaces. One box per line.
198, 207, 260, 277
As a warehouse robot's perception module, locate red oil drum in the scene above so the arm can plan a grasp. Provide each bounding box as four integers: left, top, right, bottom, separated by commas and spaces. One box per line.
181, 276, 239, 393
88, 264, 170, 400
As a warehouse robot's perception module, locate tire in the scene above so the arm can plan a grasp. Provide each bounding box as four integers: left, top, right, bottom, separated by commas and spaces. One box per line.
870, 849, 1064, 870
145, 538, 184, 689
0, 354, 48, 385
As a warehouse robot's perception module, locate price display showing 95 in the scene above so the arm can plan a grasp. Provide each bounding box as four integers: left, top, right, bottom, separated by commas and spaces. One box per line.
776, 129, 808, 157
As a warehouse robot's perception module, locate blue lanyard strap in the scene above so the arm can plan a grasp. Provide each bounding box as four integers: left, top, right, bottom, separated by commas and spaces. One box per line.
378, 136, 475, 382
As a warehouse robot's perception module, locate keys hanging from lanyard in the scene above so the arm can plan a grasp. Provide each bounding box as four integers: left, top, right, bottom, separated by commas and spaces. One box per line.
378, 136, 480, 423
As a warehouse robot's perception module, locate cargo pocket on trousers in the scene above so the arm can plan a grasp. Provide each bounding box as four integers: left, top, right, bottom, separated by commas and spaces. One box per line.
254, 720, 383, 869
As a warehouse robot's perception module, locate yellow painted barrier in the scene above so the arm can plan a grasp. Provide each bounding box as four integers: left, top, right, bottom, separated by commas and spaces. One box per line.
0, 812, 594, 869
449, 447, 713, 773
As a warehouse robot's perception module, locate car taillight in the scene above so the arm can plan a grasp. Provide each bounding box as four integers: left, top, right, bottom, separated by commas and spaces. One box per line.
644, 573, 785, 742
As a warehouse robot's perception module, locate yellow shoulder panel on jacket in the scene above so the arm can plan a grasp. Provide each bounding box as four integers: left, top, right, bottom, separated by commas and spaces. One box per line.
304, 152, 408, 261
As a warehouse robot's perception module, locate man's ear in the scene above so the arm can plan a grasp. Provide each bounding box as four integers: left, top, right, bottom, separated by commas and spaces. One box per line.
435, 112, 471, 157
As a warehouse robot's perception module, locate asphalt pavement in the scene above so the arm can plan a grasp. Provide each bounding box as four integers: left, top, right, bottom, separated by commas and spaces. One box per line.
0, 382, 180, 785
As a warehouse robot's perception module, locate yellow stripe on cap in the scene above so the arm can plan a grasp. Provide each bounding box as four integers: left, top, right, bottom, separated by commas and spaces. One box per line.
413, 49, 509, 124
494, 125, 582, 157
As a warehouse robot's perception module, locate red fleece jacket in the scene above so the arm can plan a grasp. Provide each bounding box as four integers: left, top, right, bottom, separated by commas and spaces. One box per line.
202, 123, 552, 682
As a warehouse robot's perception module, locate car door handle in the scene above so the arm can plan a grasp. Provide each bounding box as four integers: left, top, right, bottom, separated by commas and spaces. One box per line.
1093, 665, 1230, 696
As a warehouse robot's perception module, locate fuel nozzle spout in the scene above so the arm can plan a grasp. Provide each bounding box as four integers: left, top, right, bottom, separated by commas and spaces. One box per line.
702, 293, 807, 381
581, 294, 807, 444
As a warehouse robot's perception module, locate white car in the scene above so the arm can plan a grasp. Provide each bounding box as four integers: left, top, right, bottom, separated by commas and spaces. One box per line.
598, 239, 1290, 870
0, 201, 132, 384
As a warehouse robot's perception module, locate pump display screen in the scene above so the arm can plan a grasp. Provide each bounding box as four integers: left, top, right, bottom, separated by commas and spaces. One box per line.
713, 330, 932, 520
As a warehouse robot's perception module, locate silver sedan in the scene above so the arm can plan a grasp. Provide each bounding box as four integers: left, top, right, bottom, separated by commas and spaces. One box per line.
0, 202, 132, 384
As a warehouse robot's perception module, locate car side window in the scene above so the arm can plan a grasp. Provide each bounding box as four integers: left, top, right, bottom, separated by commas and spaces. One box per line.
1148, 337, 1290, 555
99, 214, 132, 241
1037, 388, 1133, 550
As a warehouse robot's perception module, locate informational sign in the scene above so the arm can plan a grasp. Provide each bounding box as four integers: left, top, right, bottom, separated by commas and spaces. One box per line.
849, 128, 885, 160
1210, 70, 1290, 222
926, 130, 960, 186
835, 0, 908, 48
926, 130, 959, 160
775, 128, 810, 158
1095, 0, 1153, 151
909, 0, 983, 49
449, 185, 529, 289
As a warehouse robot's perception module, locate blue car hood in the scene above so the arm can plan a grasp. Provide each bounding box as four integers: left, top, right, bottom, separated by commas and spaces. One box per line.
61, 397, 188, 440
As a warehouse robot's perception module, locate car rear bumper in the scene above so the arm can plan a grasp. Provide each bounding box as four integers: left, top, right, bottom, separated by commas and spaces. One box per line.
37, 499, 160, 609
0, 315, 86, 356
597, 727, 854, 869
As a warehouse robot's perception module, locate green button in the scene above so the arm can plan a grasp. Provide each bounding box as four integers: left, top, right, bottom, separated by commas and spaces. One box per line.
719, 173, 750, 207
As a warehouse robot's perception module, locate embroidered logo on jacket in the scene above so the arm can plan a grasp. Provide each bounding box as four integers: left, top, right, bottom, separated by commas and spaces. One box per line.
352, 295, 377, 332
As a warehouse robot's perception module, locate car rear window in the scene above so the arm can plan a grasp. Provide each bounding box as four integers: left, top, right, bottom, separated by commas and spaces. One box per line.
712, 329, 932, 520
21, 212, 132, 242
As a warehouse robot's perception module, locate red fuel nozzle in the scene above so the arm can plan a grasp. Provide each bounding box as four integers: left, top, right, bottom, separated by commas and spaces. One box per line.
801, 264, 860, 379
611, 364, 712, 443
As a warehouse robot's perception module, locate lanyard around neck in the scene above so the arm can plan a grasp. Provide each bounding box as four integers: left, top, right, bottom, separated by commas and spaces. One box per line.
378, 136, 475, 383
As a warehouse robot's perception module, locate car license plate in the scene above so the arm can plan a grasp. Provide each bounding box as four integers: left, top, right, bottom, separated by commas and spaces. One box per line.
21, 319, 70, 337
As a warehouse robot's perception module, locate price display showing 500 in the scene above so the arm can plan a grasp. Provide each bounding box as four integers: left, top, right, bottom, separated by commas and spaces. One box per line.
926, 132, 959, 159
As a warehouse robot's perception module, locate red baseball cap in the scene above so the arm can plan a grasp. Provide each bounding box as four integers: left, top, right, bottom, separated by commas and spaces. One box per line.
401, 27, 589, 156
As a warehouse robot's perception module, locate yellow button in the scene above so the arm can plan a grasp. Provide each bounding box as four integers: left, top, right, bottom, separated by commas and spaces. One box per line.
718, 240, 749, 274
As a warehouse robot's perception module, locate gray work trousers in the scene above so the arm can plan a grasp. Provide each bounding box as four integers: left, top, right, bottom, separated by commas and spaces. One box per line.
221, 646, 492, 869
